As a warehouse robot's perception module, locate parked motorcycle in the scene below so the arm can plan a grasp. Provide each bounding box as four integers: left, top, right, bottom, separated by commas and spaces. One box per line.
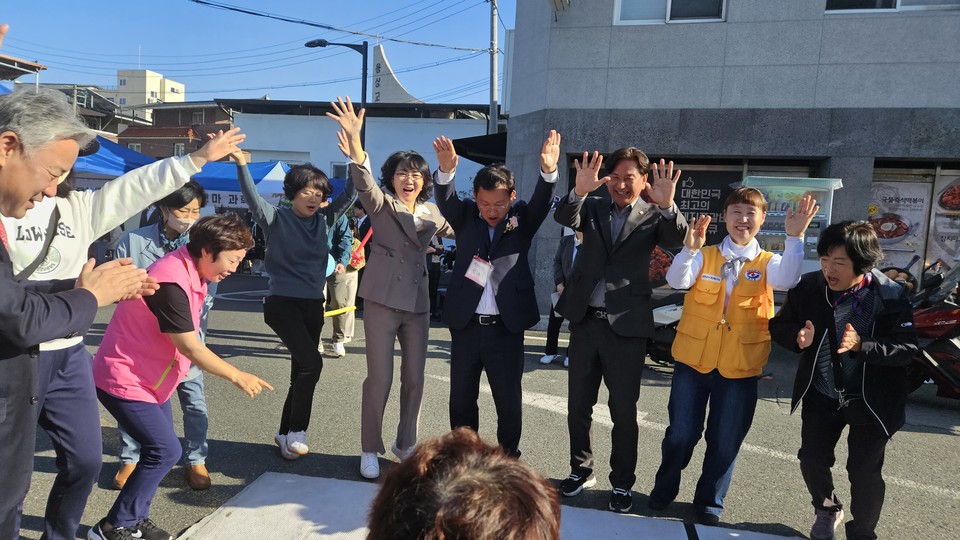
906, 261, 960, 399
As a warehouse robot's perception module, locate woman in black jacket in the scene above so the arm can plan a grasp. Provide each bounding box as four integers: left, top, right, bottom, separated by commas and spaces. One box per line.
769, 221, 918, 540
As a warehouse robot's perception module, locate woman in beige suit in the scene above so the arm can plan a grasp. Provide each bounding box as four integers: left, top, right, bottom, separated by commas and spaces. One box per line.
328, 97, 454, 479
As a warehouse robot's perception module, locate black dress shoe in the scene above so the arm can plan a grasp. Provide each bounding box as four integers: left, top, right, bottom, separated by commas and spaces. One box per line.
697, 511, 720, 526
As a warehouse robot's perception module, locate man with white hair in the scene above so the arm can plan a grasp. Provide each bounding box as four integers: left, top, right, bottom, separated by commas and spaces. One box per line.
0, 76, 156, 536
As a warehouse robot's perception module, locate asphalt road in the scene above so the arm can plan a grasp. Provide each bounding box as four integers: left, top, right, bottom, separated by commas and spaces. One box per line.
19, 274, 960, 539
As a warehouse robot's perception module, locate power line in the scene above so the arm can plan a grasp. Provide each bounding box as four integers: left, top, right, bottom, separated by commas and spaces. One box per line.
187, 0, 489, 52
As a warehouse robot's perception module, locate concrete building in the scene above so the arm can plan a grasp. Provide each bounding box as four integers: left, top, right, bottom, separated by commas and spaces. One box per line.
109, 69, 185, 122
118, 101, 231, 158
508, 0, 960, 316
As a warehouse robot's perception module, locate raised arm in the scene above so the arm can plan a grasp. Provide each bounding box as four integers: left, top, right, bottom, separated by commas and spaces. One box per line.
328, 97, 386, 214
432, 136, 469, 229
87, 128, 245, 238
554, 151, 604, 230
233, 151, 276, 231
524, 130, 562, 230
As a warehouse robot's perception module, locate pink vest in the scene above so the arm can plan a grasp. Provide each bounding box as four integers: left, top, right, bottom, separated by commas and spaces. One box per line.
93, 246, 207, 404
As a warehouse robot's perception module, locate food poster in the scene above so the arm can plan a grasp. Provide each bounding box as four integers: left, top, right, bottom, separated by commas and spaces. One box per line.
926, 174, 960, 272
867, 181, 931, 284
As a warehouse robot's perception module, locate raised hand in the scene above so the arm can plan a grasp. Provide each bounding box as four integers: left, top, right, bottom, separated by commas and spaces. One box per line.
433, 136, 459, 173
232, 370, 273, 398
837, 323, 861, 354
541, 130, 561, 174
784, 194, 820, 237
684, 215, 712, 251
326, 97, 366, 162
77, 258, 151, 307
190, 127, 246, 167
0, 24, 8, 48
645, 159, 681, 209
573, 151, 606, 197
797, 320, 815, 349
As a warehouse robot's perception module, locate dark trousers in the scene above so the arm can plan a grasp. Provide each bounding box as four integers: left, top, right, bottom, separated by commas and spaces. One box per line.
96, 390, 180, 528
799, 390, 889, 540
544, 308, 565, 356
449, 320, 525, 456
0, 356, 37, 539
29, 345, 103, 540
264, 295, 325, 434
651, 362, 758, 516
567, 316, 646, 490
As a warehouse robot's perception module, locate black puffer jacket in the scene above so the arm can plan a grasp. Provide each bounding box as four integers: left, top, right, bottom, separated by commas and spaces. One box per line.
769, 269, 919, 438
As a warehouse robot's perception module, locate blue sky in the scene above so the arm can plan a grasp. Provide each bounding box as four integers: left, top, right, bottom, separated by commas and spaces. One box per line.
4, 0, 515, 104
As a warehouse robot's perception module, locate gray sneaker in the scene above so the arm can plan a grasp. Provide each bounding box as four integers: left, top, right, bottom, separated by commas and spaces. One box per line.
810, 507, 844, 540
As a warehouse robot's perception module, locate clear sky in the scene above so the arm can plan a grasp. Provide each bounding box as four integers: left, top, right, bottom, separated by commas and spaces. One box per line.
4, 0, 516, 104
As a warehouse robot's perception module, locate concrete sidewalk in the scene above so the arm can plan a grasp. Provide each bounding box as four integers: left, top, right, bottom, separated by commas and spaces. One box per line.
179, 473, 792, 540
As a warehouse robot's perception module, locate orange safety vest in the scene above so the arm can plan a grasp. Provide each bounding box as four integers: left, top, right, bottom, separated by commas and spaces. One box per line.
672, 246, 775, 379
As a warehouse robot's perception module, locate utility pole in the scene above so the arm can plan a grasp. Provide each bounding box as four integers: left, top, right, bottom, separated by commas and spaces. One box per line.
73, 84, 78, 114
489, 0, 499, 135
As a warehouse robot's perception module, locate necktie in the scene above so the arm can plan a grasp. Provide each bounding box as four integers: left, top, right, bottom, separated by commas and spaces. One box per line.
721, 256, 747, 284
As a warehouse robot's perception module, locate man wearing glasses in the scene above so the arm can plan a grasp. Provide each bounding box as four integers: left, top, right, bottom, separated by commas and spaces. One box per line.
432, 131, 560, 457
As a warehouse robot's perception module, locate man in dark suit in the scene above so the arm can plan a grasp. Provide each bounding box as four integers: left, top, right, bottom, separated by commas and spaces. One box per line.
433, 130, 561, 457
541, 229, 582, 367
554, 147, 687, 513
0, 81, 154, 537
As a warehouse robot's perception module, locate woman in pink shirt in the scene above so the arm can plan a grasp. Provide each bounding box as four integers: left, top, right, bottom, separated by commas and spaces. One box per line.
88, 214, 272, 540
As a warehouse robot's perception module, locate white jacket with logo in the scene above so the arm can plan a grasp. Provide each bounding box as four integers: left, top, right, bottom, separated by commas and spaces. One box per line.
0, 155, 201, 350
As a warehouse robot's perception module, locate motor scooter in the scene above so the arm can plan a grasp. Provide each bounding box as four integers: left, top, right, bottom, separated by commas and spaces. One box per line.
906, 261, 960, 399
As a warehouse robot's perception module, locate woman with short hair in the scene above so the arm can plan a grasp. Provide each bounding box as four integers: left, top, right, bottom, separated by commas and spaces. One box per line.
88, 214, 272, 540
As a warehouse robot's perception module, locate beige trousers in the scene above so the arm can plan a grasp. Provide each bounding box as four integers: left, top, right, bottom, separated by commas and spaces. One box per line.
326, 270, 358, 342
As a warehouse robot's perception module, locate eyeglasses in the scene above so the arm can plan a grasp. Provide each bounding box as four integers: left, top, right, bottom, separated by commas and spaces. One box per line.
394, 172, 424, 181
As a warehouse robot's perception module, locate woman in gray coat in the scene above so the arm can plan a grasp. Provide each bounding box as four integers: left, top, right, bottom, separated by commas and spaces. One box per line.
328, 97, 454, 479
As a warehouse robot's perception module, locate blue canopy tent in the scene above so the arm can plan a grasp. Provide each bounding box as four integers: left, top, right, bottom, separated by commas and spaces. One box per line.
74, 136, 156, 178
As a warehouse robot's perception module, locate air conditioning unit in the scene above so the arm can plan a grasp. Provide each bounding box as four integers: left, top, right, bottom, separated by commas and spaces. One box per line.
549, 0, 570, 12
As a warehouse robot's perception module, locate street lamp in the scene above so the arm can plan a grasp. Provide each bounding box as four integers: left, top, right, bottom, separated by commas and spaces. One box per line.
305, 39, 369, 147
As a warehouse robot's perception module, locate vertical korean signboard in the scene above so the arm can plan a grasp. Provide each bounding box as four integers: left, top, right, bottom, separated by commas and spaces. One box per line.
867, 182, 931, 276
926, 174, 960, 270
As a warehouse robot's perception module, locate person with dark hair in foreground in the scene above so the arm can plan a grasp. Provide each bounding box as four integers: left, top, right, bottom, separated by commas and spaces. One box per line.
769, 220, 918, 540
367, 428, 561, 540
89, 215, 272, 540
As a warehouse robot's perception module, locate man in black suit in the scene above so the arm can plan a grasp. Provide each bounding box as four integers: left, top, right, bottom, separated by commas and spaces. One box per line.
554, 147, 687, 513
433, 130, 560, 457
541, 229, 582, 367
0, 80, 154, 537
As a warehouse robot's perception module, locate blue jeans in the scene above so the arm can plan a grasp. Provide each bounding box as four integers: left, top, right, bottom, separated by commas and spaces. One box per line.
118, 364, 208, 465
650, 362, 758, 516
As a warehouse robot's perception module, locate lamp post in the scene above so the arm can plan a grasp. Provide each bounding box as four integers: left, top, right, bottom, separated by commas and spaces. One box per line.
305, 39, 369, 147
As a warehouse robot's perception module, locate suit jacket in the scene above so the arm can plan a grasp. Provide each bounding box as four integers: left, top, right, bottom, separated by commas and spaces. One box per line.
437, 174, 556, 334
553, 194, 687, 338
553, 234, 577, 286
350, 160, 453, 313
0, 244, 98, 525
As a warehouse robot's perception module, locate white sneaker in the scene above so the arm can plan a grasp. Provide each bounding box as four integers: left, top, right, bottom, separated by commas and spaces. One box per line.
274, 433, 300, 461
563, 356, 569, 368
539, 354, 558, 365
360, 452, 380, 479
391, 440, 413, 461
343, 337, 352, 344
332, 341, 346, 357
286, 431, 309, 455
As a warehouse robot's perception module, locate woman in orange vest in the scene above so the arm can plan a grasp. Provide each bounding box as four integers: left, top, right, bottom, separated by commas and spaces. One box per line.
647, 187, 818, 526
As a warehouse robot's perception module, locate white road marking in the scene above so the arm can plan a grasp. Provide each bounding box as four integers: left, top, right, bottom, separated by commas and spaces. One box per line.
426, 374, 960, 501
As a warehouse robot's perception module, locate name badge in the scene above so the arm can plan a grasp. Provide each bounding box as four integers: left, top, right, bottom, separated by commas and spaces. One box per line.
465, 256, 494, 288
702, 273, 722, 283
